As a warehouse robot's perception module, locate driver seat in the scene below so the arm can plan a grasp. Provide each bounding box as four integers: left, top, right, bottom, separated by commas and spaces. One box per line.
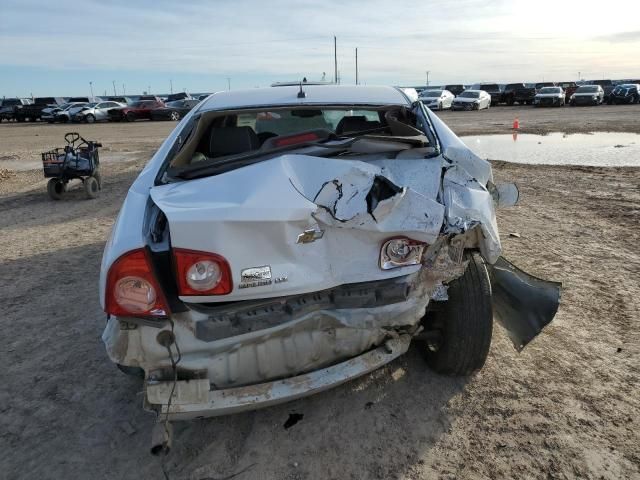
208, 126, 260, 157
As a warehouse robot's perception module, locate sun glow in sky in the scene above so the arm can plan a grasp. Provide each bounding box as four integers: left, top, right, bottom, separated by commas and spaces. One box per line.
1, 0, 639, 96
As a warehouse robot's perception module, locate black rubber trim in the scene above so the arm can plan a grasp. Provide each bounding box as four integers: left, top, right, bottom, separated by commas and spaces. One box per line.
145, 247, 188, 313
192, 277, 412, 342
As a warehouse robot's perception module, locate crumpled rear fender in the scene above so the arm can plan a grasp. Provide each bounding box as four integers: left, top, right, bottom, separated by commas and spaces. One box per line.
487, 257, 561, 351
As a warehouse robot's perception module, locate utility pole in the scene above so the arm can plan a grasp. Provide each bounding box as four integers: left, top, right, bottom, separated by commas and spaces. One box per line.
355, 48, 358, 85
89, 81, 93, 97
122, 84, 126, 95
170, 79, 173, 94
426, 71, 430, 87
226, 77, 231, 90
112, 80, 116, 96
578, 71, 581, 81
334, 36, 338, 84
148, 85, 151, 94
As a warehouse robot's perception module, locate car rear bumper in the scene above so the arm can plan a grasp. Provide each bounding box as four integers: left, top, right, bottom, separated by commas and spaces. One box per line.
103, 273, 436, 418
146, 335, 411, 420
611, 95, 635, 104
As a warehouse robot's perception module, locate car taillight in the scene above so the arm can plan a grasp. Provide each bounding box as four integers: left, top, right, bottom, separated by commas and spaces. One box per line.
105, 249, 169, 317
272, 132, 319, 147
379, 237, 427, 270
173, 249, 232, 296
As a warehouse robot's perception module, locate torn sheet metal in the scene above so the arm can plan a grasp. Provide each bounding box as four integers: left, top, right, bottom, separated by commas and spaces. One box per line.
290, 157, 445, 244
442, 163, 501, 263
488, 257, 561, 351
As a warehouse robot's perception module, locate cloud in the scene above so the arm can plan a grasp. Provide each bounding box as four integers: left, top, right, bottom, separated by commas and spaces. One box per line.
1, 0, 639, 92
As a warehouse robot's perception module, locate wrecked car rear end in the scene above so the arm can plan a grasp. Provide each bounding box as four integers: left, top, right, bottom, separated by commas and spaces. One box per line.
99, 85, 560, 428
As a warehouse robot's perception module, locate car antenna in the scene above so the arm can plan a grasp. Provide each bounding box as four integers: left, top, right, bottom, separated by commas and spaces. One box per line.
297, 79, 306, 98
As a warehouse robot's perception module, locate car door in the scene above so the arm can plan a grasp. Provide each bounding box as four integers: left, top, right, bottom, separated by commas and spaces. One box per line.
93, 102, 108, 120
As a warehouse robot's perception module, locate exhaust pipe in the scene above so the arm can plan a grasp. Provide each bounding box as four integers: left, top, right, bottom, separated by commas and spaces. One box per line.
150, 421, 173, 456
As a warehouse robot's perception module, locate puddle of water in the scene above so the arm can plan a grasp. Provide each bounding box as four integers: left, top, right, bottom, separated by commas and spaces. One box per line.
460, 132, 640, 167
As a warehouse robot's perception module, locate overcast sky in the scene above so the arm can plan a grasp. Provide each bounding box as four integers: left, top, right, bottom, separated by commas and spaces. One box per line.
1, 0, 639, 96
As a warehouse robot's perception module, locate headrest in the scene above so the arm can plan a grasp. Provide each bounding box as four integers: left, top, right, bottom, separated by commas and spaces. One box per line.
335, 116, 381, 135
209, 126, 259, 157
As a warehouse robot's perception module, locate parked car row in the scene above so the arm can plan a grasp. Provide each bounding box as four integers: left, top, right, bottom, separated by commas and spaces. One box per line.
0, 93, 210, 123
414, 78, 640, 110
418, 81, 640, 112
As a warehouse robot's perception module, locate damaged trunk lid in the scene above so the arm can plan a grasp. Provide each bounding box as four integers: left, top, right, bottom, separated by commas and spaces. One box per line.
150, 153, 446, 302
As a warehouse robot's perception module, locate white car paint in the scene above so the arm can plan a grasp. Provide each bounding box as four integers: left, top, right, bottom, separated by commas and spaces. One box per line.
419, 89, 455, 110
72, 101, 125, 122
99, 85, 554, 422
451, 89, 491, 110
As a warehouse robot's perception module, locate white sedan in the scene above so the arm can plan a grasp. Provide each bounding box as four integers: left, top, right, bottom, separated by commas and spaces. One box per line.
99, 85, 560, 451
72, 101, 126, 123
419, 89, 455, 110
451, 90, 491, 110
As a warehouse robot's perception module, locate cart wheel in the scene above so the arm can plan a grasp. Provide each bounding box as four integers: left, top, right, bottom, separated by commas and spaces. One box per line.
93, 169, 102, 189
84, 176, 99, 199
47, 178, 65, 200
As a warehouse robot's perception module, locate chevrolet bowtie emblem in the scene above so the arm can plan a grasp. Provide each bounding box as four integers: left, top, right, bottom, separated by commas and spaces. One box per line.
296, 226, 324, 244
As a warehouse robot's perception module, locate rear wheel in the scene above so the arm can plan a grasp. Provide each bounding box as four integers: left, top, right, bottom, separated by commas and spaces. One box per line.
84, 176, 99, 199
421, 251, 493, 375
125, 112, 135, 122
169, 110, 181, 121
47, 178, 65, 200
85, 114, 95, 124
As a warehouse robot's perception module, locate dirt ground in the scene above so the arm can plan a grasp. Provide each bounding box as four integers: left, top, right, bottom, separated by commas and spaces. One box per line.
1, 110, 639, 480
437, 103, 640, 136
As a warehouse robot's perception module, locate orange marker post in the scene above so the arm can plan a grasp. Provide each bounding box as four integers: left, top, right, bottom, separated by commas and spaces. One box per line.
512, 118, 520, 130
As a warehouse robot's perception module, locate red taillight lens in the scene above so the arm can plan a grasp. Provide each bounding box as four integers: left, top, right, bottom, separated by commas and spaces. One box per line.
173, 249, 232, 296
105, 249, 169, 317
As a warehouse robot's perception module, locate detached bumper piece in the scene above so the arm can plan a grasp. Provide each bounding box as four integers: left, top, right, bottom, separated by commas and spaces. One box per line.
488, 257, 561, 351
146, 335, 411, 420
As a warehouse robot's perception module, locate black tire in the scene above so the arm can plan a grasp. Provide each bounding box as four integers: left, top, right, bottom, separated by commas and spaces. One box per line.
93, 168, 102, 189
84, 176, 99, 199
85, 114, 95, 124
422, 251, 493, 375
169, 110, 181, 121
125, 112, 135, 122
47, 178, 65, 200
117, 364, 145, 378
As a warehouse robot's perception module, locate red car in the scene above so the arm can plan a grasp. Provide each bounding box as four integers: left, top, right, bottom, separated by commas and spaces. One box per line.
107, 100, 164, 122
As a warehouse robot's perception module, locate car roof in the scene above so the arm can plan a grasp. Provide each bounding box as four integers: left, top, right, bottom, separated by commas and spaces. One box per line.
199, 85, 412, 111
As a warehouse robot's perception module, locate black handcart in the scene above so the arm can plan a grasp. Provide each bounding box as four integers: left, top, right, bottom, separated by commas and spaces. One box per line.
41, 132, 102, 200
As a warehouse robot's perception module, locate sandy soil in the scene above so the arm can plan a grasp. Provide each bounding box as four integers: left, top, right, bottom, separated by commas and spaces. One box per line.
0, 113, 639, 480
